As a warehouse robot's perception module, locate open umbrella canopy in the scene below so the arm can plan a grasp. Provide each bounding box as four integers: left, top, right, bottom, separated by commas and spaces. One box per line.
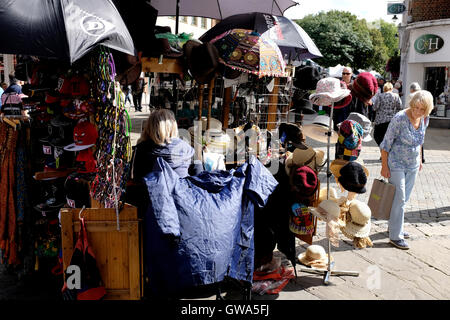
210, 29, 287, 78
0, 0, 135, 63
148, 0, 298, 20
200, 12, 322, 65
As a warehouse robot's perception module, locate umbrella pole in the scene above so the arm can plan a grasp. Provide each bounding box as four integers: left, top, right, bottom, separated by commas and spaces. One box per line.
175, 0, 180, 35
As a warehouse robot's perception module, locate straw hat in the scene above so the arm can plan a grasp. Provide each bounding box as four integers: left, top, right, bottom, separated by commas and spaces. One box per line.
285, 146, 325, 175
309, 77, 351, 107
302, 115, 338, 144
310, 199, 340, 221
298, 245, 333, 269
318, 187, 338, 203
341, 200, 372, 239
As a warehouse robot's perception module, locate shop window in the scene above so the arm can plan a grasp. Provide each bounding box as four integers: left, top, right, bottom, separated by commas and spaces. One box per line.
425, 66, 449, 117
191, 17, 198, 26
181, 16, 188, 23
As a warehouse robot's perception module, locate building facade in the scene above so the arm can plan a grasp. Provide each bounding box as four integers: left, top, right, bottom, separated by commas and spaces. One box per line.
399, 0, 450, 123
156, 16, 216, 39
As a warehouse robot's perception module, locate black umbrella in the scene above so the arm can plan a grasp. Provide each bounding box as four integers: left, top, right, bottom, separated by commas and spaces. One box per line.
0, 0, 135, 63
200, 12, 322, 65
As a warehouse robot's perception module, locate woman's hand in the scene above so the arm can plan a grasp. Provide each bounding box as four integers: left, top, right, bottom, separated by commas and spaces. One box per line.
381, 163, 390, 178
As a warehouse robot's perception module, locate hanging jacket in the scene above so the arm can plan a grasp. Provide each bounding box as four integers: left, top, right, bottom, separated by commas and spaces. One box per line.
132, 137, 203, 181
142, 156, 278, 296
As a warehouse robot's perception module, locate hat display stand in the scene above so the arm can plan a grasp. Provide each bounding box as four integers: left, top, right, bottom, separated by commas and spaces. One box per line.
300, 102, 359, 284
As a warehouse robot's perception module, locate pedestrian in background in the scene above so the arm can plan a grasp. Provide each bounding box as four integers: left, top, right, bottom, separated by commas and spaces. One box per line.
380, 90, 433, 250
341, 66, 353, 89
372, 82, 403, 158
124, 85, 133, 107
132, 76, 146, 112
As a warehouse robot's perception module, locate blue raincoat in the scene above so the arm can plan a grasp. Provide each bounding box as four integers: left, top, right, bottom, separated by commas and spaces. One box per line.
143, 156, 278, 295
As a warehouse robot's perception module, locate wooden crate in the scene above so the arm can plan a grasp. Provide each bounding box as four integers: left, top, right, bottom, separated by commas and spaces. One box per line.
60, 204, 142, 300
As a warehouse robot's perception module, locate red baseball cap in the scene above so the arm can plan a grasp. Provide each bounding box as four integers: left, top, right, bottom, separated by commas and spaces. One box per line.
64, 120, 98, 151
75, 148, 97, 173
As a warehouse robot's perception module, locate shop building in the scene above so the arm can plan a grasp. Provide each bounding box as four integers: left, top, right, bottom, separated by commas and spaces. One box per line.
398, 0, 450, 127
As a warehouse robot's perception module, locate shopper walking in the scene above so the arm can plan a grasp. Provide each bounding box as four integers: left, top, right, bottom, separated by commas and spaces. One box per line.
372, 82, 403, 157
380, 90, 433, 250
131, 76, 146, 112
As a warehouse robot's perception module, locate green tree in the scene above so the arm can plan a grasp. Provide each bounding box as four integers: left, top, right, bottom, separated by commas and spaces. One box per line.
367, 28, 389, 74
296, 11, 399, 73
374, 19, 399, 58
296, 11, 374, 70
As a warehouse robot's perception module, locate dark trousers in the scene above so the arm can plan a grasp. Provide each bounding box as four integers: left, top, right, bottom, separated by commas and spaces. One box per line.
133, 92, 143, 110
374, 122, 390, 146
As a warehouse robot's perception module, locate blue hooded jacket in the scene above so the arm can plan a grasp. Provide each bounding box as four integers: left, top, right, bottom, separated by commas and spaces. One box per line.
143, 156, 278, 295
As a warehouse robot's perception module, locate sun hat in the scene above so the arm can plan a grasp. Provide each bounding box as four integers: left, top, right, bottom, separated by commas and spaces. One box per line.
298, 245, 333, 269
337, 161, 368, 194
341, 199, 372, 239
310, 199, 340, 221
318, 187, 338, 203
184, 40, 220, 85
302, 115, 338, 144
351, 72, 378, 105
64, 120, 98, 152
309, 77, 351, 107
285, 146, 325, 175
333, 80, 353, 109
294, 66, 322, 90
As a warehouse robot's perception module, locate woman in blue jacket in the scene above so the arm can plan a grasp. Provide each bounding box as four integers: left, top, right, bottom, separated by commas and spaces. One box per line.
132, 109, 203, 180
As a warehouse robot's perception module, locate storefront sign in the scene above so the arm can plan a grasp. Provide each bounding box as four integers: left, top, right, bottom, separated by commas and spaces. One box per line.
414, 34, 444, 54
387, 2, 406, 15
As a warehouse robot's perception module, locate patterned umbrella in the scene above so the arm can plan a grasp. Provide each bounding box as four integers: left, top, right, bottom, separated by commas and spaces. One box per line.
210, 29, 287, 78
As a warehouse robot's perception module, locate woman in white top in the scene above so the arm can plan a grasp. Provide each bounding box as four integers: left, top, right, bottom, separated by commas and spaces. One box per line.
372, 82, 403, 156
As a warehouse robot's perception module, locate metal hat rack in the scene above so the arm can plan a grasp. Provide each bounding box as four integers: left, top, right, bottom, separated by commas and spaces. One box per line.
299, 101, 359, 284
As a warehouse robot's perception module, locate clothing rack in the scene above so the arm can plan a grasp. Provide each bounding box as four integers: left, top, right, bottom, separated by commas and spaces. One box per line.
300, 102, 359, 284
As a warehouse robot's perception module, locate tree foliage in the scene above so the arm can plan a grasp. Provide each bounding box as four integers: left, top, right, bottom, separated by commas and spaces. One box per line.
296, 11, 399, 74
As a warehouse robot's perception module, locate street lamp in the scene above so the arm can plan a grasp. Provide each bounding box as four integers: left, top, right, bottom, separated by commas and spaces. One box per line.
392, 15, 398, 22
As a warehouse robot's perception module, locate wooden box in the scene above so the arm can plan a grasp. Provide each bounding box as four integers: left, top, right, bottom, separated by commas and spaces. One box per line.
60, 204, 143, 300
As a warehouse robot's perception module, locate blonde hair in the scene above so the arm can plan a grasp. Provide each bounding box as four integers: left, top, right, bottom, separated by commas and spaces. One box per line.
138, 109, 179, 145
383, 82, 393, 92
408, 90, 434, 116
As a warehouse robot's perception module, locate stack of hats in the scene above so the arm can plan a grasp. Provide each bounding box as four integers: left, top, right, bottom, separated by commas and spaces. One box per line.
335, 119, 364, 161
310, 199, 341, 247
302, 114, 338, 144
64, 120, 98, 174
298, 244, 332, 270
339, 199, 373, 249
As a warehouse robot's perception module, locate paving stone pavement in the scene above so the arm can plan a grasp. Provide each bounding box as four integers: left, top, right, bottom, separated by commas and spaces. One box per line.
1, 105, 449, 300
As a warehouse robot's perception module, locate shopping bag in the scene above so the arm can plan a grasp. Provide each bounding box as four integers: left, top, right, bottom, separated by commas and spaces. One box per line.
368, 178, 396, 220
62, 214, 106, 300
